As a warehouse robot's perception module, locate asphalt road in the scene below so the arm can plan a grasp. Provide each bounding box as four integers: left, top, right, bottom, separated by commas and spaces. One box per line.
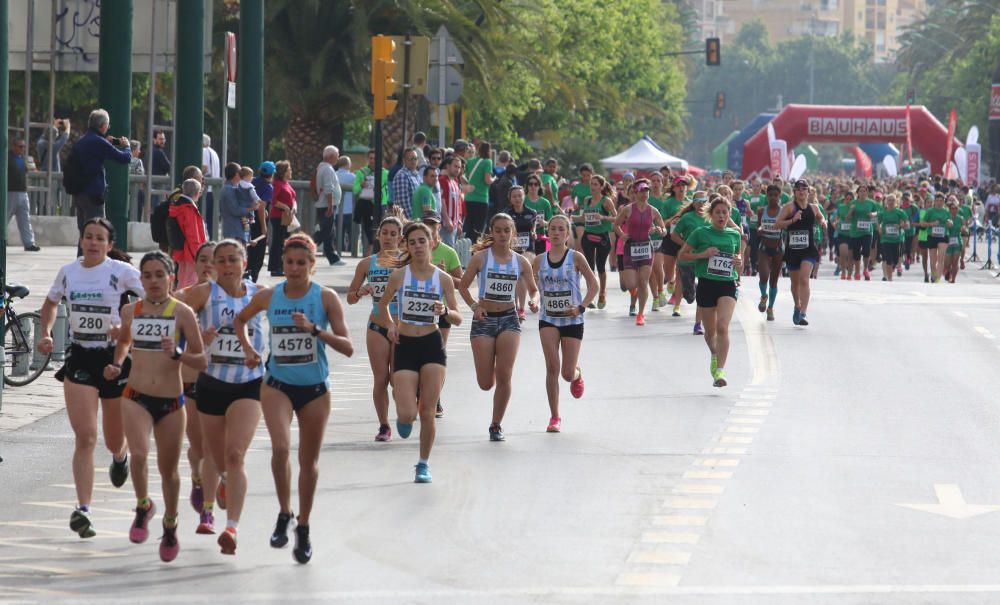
3, 249, 1000, 605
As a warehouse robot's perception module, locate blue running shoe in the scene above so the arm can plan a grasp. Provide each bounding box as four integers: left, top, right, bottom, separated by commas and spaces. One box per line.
792, 308, 801, 325
489, 423, 505, 442
396, 420, 413, 439
798, 313, 809, 326
414, 463, 432, 483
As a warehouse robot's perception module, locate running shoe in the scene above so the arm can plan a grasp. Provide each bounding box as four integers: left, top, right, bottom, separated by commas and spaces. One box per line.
547, 417, 562, 433
159, 523, 179, 563
710, 355, 718, 376
189, 479, 204, 514
672, 304, 681, 317
270, 511, 295, 548
635, 313, 645, 326
218, 527, 237, 555
375, 425, 392, 442
130, 500, 156, 544
766, 308, 775, 321
436, 401, 444, 418
712, 369, 728, 388
70, 507, 96, 539
587, 302, 596, 309
840, 272, 846, 281
293, 524, 312, 564
489, 423, 505, 442
629, 304, 637, 317
897, 267, 903, 277
217, 480, 227, 510
597, 296, 606, 310
570, 368, 585, 399
793, 308, 802, 325
658, 292, 668, 306
863, 269, 871, 281
758, 296, 767, 312
833, 266, 841, 276
667, 281, 675, 294
396, 419, 414, 439
668, 292, 680, 306
854, 271, 861, 280
798, 314, 809, 326
924, 274, 929, 283
904, 260, 911, 270
414, 462, 433, 483
196, 509, 215, 535
882, 277, 888, 282
109, 454, 129, 488
693, 322, 704, 335
846, 272, 853, 281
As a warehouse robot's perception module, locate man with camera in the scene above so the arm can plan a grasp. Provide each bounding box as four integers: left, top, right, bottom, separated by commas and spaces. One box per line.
65, 109, 133, 238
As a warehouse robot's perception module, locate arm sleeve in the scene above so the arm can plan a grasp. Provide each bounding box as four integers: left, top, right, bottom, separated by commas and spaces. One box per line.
120, 263, 146, 298
353, 170, 364, 196
47, 266, 67, 302
221, 188, 249, 217
102, 138, 133, 164
330, 176, 342, 207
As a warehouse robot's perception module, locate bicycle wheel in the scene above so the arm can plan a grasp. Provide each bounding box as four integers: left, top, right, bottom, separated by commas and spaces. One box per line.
3, 311, 50, 387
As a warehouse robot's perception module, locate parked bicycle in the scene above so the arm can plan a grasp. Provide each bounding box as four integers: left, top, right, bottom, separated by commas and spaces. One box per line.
2, 282, 52, 386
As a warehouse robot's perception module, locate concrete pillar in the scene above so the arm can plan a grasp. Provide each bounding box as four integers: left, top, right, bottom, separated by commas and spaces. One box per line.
238, 0, 264, 169
98, 0, 133, 247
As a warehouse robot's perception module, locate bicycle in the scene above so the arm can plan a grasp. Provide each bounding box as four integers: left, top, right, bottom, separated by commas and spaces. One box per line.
2, 282, 52, 387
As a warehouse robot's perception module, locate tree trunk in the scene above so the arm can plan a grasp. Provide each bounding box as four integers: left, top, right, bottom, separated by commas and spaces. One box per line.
283, 112, 329, 182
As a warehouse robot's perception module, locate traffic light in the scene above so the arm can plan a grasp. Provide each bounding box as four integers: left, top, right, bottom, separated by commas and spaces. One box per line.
906, 88, 916, 105
371, 36, 398, 120
713, 91, 725, 118
706, 37, 721, 66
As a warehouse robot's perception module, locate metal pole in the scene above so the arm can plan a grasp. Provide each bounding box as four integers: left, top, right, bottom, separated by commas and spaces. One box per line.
144, 0, 156, 222
175, 0, 204, 179
1, 0, 10, 406
221, 52, 228, 168
98, 0, 134, 249
401, 36, 412, 153
45, 0, 56, 217
238, 0, 264, 170
437, 33, 446, 147
24, 0, 32, 157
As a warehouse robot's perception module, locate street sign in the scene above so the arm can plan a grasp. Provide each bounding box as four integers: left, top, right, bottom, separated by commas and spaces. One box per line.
429, 25, 465, 66
389, 36, 429, 95
225, 32, 237, 83
227, 82, 237, 109
426, 65, 463, 105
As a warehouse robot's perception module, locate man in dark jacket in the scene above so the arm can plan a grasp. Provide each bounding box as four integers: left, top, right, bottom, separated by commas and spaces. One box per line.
488, 162, 517, 220
70, 108, 132, 236
6, 138, 40, 251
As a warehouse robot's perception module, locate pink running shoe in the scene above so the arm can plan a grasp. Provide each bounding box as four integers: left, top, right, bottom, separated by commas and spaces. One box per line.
218, 527, 237, 555
159, 523, 179, 562
196, 509, 215, 535
217, 481, 227, 510
375, 425, 391, 442
570, 368, 585, 399
129, 500, 156, 544
547, 417, 562, 433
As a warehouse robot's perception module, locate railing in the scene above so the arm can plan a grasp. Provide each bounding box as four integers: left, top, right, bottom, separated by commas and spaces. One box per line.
21, 171, 365, 256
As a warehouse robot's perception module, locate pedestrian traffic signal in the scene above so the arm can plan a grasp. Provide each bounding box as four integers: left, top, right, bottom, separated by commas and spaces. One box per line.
371, 36, 398, 120
906, 88, 916, 105
706, 38, 721, 66
713, 91, 725, 118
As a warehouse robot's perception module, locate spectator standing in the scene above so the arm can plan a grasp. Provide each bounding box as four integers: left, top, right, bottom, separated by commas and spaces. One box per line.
202, 134, 221, 236
494, 149, 513, 179
219, 162, 256, 240
169, 178, 207, 288
412, 131, 429, 167
463, 141, 494, 241
439, 155, 464, 247
335, 157, 355, 253
314, 145, 344, 265
541, 158, 560, 206
353, 149, 389, 255
249, 162, 275, 280
268, 160, 297, 277
6, 138, 41, 251
129, 140, 145, 221
489, 161, 516, 221
411, 166, 440, 219
391, 148, 421, 219
36, 118, 70, 172
68, 109, 133, 238
149, 129, 171, 209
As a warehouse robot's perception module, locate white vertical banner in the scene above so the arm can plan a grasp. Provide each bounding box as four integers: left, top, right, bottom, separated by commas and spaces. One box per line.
769, 140, 788, 180
967, 143, 982, 186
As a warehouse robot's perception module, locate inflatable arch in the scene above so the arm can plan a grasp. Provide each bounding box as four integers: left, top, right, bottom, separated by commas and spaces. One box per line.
741, 104, 960, 179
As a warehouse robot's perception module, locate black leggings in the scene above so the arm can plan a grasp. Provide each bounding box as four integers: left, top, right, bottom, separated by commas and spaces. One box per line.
464, 202, 489, 242
581, 232, 611, 274
268, 218, 289, 273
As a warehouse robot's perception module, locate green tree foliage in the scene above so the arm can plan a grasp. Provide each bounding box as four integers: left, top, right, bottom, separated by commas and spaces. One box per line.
685, 21, 891, 167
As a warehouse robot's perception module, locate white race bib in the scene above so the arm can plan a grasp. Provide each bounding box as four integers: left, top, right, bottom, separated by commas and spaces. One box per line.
931, 226, 946, 237
132, 316, 175, 351
210, 327, 249, 365
483, 270, 517, 303
949, 236, 959, 246
788, 230, 809, 250
707, 252, 734, 277
399, 286, 439, 326
856, 220, 873, 230
840, 221, 851, 232
71, 303, 112, 344
584, 212, 600, 226
369, 273, 389, 303
630, 241, 652, 261
543, 289, 574, 317
514, 233, 531, 251
749, 213, 758, 226
270, 326, 316, 366
884, 224, 900, 237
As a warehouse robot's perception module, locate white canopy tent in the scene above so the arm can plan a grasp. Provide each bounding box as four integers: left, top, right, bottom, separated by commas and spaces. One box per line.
600, 135, 689, 171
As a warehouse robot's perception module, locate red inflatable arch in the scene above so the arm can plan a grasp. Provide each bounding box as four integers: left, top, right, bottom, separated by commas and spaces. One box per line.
741, 104, 961, 179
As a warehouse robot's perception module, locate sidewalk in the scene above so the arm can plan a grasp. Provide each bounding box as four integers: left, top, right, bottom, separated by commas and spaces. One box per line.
0, 245, 366, 433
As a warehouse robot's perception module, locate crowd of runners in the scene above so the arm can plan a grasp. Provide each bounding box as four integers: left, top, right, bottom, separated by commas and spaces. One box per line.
35, 157, 983, 566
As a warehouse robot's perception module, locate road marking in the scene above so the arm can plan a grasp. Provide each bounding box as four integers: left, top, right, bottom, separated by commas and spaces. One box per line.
701, 447, 747, 455
724, 417, 764, 425
730, 409, 769, 416
652, 515, 708, 527
615, 573, 682, 587
662, 497, 717, 510
627, 550, 692, 565
975, 326, 995, 339
724, 426, 759, 434
896, 484, 1000, 519
734, 401, 772, 408
694, 458, 739, 468
719, 436, 753, 444
682, 470, 733, 480
674, 484, 725, 495
641, 531, 701, 545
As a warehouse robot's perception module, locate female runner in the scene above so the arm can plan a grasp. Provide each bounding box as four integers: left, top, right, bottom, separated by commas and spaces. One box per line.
458, 213, 540, 442
532, 215, 598, 432
180, 239, 265, 555
235, 233, 353, 564
347, 216, 404, 440
503, 186, 539, 320
670, 191, 710, 330
571, 175, 616, 309
679, 198, 743, 387
38, 218, 144, 539
774, 179, 826, 326
756, 185, 785, 321
378, 222, 463, 482
106, 250, 206, 562
657, 177, 690, 315
613, 179, 666, 325
919, 192, 953, 283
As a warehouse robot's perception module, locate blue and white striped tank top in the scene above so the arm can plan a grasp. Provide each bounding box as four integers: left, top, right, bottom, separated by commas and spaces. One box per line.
266, 281, 329, 386
202, 280, 265, 384
398, 266, 442, 326
538, 250, 583, 326
367, 256, 397, 316
477, 248, 520, 304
